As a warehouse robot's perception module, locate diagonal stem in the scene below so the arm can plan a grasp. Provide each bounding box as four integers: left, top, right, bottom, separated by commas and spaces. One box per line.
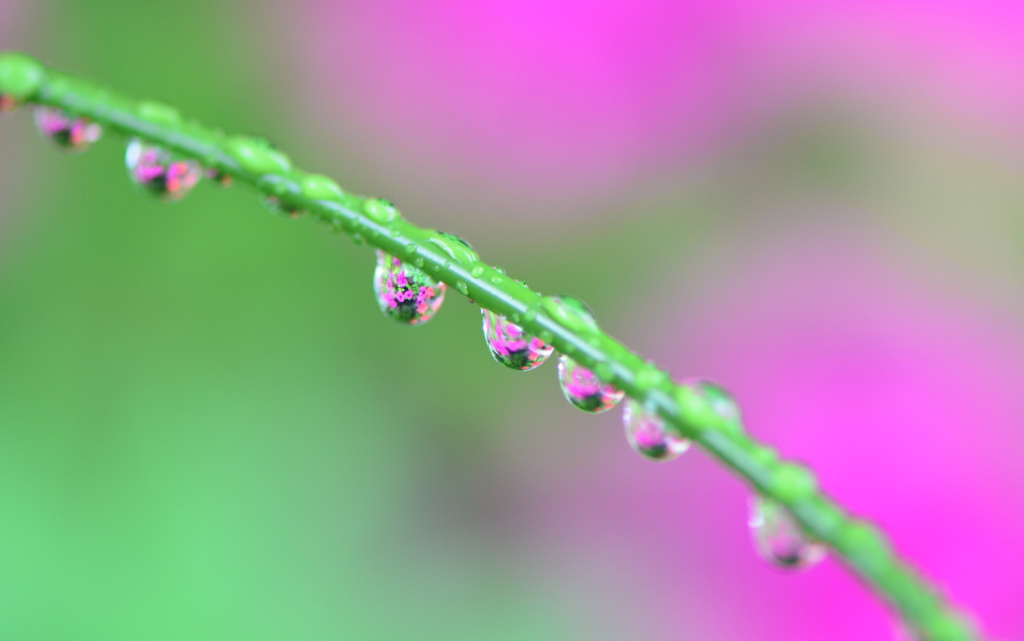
0, 51, 983, 641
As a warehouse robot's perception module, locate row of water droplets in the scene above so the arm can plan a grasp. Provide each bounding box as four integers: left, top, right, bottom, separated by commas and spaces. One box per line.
11, 97, 826, 571
369, 225, 826, 570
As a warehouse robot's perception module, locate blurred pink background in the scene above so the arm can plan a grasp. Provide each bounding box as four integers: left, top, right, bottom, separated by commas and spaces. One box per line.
289, 3, 1024, 637
3, 1, 1024, 639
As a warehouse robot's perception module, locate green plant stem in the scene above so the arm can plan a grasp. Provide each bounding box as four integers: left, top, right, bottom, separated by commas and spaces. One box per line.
0, 52, 983, 641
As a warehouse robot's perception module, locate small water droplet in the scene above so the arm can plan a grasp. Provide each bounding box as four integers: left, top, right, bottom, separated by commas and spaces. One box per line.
493, 266, 506, 275
405, 243, 417, 254
682, 378, 741, 422
557, 355, 624, 413
363, 198, 398, 224
623, 399, 690, 461
481, 309, 554, 371
437, 231, 473, 249
413, 257, 425, 268
562, 343, 576, 354
510, 312, 521, 324
538, 329, 554, 344
470, 265, 485, 278
34, 107, 102, 152
351, 233, 365, 246
749, 496, 827, 569
490, 275, 503, 284
0, 93, 20, 113
455, 281, 469, 296
390, 227, 401, 237
523, 309, 537, 323
443, 260, 452, 269
373, 250, 445, 325
0, 53, 45, 114
205, 167, 233, 187
125, 138, 202, 202
544, 296, 598, 334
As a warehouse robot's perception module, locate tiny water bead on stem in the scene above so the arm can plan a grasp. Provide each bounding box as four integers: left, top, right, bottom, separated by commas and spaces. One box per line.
34, 106, 101, 152
623, 398, 691, 461
749, 495, 828, 569
0, 52, 987, 640
125, 138, 202, 202
373, 250, 446, 325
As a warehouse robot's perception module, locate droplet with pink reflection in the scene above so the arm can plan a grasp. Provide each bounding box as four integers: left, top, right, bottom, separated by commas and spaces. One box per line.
34, 106, 102, 152
749, 495, 827, 569
125, 138, 201, 202
482, 309, 553, 371
558, 354, 624, 413
623, 398, 690, 461
373, 250, 445, 325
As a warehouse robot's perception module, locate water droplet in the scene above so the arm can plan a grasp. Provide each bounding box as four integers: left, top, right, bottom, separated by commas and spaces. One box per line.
749, 496, 827, 569
538, 329, 554, 344
437, 231, 473, 249
682, 378, 741, 422
227, 136, 291, 174
543, 296, 599, 334
523, 309, 537, 323
0, 52, 45, 114
557, 355, 624, 413
623, 399, 690, 461
34, 107, 102, 152
300, 173, 343, 200
481, 309, 554, 371
430, 231, 479, 264
373, 250, 445, 325
136, 101, 181, 125
125, 138, 202, 202
493, 266, 506, 275
205, 167, 233, 187
470, 265, 485, 278
0, 93, 20, 113
413, 257, 425, 268
490, 276, 503, 284
351, 233, 364, 246
455, 281, 469, 296
405, 243, 417, 255
363, 198, 398, 224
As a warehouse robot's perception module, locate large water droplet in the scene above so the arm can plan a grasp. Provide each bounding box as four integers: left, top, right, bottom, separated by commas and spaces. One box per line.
557, 355, 624, 413
34, 107, 102, 152
481, 309, 553, 371
623, 399, 690, 461
749, 496, 827, 569
373, 250, 445, 325
125, 138, 201, 202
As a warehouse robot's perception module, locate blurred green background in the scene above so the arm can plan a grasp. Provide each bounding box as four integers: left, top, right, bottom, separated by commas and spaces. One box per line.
4, 1, 1024, 639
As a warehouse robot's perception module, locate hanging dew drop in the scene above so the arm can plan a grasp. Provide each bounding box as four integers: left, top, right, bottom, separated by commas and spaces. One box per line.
125, 138, 201, 202
373, 250, 445, 325
557, 355, 624, 413
749, 495, 827, 569
623, 399, 690, 461
34, 107, 102, 153
481, 309, 554, 371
